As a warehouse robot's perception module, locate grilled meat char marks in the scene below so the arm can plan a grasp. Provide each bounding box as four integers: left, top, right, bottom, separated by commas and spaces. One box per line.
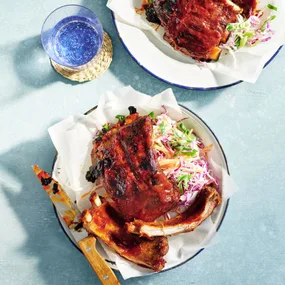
153, 0, 242, 60
127, 185, 222, 237
82, 202, 169, 271
91, 115, 180, 222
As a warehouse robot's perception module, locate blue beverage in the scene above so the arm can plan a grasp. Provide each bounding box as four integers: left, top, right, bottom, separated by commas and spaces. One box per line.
41, 6, 103, 68
51, 16, 101, 66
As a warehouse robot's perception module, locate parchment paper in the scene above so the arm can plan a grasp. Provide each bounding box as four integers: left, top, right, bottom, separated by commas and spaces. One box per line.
107, 0, 285, 83
48, 86, 237, 279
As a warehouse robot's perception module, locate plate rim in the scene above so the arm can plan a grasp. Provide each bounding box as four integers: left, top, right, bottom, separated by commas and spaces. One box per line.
52, 103, 231, 273
111, 12, 283, 91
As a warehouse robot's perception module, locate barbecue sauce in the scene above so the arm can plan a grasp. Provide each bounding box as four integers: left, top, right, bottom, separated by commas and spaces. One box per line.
88, 109, 180, 222
105, 205, 142, 253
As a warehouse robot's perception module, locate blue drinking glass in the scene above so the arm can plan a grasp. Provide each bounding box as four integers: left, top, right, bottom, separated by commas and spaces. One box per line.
41, 5, 103, 70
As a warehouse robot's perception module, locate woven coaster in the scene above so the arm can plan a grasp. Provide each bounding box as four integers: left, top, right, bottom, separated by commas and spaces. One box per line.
51, 32, 113, 82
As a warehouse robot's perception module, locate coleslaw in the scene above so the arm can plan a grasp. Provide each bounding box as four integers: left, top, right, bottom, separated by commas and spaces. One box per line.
152, 110, 217, 207
221, 4, 278, 51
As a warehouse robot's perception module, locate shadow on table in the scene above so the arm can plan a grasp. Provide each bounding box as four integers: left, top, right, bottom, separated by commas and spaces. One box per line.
108, 36, 225, 108
81, 0, 115, 35
0, 35, 80, 105
0, 134, 173, 285
0, 135, 110, 285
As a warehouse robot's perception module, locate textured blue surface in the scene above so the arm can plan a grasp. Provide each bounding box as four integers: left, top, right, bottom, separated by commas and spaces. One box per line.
0, 1, 285, 285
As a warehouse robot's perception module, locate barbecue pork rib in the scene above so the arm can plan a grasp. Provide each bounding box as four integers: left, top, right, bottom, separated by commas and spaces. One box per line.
153, 0, 242, 61
81, 200, 169, 271
89, 113, 180, 222
127, 185, 222, 237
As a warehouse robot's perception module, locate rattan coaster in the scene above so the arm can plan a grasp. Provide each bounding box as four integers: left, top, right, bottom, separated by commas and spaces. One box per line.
51, 32, 113, 82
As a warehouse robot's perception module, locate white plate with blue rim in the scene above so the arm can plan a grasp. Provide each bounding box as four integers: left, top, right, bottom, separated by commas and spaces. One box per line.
52, 104, 231, 272
111, 3, 283, 91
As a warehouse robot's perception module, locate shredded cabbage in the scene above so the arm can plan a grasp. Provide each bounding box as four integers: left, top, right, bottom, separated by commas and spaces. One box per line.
153, 113, 217, 206
221, 4, 277, 51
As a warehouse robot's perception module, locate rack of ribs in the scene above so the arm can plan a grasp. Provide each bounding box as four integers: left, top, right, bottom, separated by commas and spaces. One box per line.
127, 185, 222, 237
81, 194, 169, 271
152, 0, 243, 61
84, 109, 223, 270
87, 111, 180, 222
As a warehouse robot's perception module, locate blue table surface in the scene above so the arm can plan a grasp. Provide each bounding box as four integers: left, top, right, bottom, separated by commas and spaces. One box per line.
1, 0, 285, 284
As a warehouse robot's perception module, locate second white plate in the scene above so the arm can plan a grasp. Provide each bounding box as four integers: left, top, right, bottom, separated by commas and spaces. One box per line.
112, 12, 282, 90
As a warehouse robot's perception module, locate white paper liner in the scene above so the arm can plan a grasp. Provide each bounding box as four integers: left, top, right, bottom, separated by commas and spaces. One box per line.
107, 0, 285, 83
49, 86, 237, 279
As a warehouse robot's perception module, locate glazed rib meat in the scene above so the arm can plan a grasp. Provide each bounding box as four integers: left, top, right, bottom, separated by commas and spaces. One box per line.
90, 114, 180, 222
127, 185, 222, 237
153, 0, 242, 60
81, 199, 169, 271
